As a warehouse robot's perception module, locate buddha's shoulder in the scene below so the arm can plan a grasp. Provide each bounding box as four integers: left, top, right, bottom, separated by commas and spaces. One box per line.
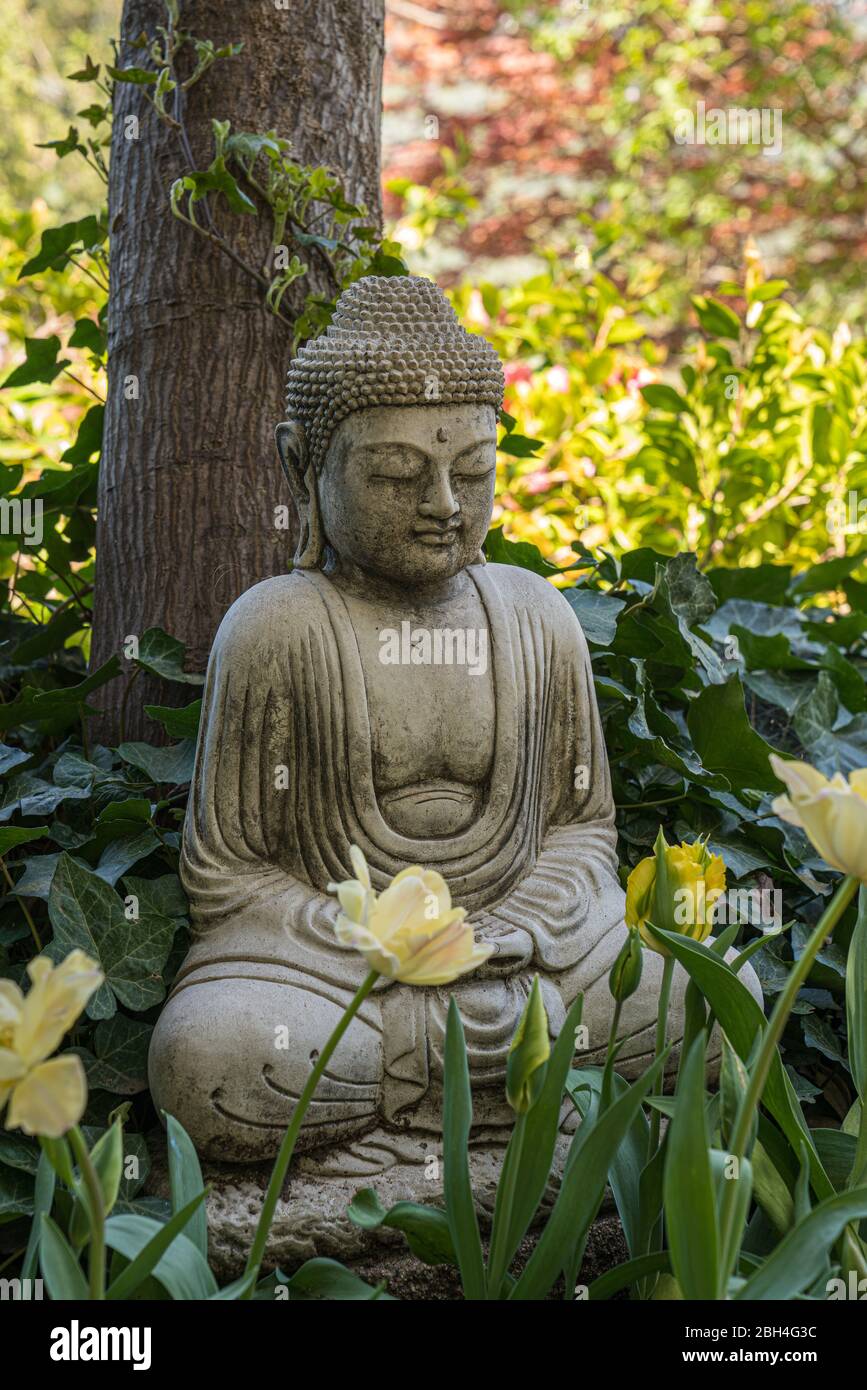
482, 562, 583, 629
210, 571, 334, 654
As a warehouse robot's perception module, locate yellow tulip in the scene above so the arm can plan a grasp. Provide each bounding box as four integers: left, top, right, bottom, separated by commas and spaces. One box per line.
770, 754, 867, 882
625, 828, 726, 957
329, 845, 493, 985
0, 949, 103, 1137
506, 975, 550, 1114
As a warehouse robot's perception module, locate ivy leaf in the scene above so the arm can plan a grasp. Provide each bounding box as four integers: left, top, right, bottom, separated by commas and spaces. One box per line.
61, 403, 104, 464
484, 526, 560, 576
35, 126, 82, 158
687, 677, 782, 792
564, 589, 625, 646
47, 854, 180, 1016
793, 671, 839, 750
117, 741, 196, 786
134, 628, 204, 685
497, 432, 543, 458
0, 658, 121, 733
145, 700, 202, 739
106, 65, 159, 84
0, 824, 49, 855
68, 317, 105, 356
2, 336, 70, 388
181, 162, 257, 216
0, 744, 31, 777
18, 216, 104, 277
84, 1015, 154, 1095
68, 55, 100, 82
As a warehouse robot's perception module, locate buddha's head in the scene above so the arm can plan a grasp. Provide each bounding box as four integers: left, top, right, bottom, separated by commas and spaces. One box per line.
277, 276, 504, 587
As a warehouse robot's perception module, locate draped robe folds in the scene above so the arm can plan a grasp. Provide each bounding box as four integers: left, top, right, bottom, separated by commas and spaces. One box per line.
176, 562, 627, 1126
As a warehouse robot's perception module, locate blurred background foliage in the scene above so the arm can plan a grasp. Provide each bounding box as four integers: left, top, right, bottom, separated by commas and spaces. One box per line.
2, 0, 866, 582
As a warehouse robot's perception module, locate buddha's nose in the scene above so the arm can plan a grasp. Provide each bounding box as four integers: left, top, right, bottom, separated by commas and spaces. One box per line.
419, 469, 459, 521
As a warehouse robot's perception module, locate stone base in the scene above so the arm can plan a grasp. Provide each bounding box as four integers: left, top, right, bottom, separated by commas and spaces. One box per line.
147, 1125, 577, 1284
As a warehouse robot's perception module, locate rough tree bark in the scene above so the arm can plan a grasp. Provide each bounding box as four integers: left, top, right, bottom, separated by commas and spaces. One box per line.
92, 0, 384, 737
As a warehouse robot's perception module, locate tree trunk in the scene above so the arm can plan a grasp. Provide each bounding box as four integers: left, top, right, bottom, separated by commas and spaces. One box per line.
92, 0, 384, 738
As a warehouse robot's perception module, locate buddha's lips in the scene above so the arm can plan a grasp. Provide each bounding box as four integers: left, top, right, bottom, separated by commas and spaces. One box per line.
413, 527, 460, 546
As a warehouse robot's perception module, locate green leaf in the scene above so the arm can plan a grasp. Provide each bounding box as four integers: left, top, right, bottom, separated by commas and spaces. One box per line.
69, 1120, 124, 1247
48, 854, 180, 1015
664, 1032, 719, 1298
117, 740, 196, 785
0, 658, 121, 733
692, 295, 741, 339
106, 64, 159, 84
86, 1014, 153, 1095
145, 700, 202, 739
587, 1250, 672, 1300
497, 432, 544, 457
564, 589, 626, 646
847, 888, 867, 1103
735, 1188, 867, 1299
483, 526, 560, 576
442, 998, 486, 1299
0, 824, 49, 855
640, 383, 690, 413
18, 216, 103, 277
569, 1067, 650, 1260
105, 1190, 209, 1300
104, 1211, 217, 1299
347, 1189, 455, 1266
281, 1257, 395, 1300
134, 628, 205, 684
39, 1214, 89, 1300
165, 1113, 208, 1260
21, 1150, 56, 1283
688, 677, 782, 792
509, 1049, 668, 1300
648, 927, 833, 1202
2, 336, 69, 388
487, 993, 584, 1294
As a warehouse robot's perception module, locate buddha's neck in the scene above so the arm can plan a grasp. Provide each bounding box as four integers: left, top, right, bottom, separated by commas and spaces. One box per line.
327, 559, 472, 609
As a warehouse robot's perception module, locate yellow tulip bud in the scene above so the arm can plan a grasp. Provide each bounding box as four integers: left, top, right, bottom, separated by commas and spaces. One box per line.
770, 755, 867, 883
609, 927, 644, 1002
506, 975, 550, 1114
625, 828, 726, 957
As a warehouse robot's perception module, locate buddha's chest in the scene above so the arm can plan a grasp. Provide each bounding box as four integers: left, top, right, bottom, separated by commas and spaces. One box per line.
343, 588, 497, 837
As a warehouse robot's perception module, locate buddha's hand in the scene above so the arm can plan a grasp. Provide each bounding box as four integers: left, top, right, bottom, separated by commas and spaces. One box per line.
469, 914, 534, 977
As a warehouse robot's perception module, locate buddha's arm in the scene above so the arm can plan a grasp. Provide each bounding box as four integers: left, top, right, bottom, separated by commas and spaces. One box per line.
178, 579, 378, 990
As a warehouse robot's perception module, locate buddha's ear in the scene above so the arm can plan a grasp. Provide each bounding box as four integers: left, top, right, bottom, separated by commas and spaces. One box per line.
275, 420, 308, 500
275, 420, 325, 570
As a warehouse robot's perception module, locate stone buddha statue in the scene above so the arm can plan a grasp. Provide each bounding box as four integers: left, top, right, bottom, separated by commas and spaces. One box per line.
148, 275, 693, 1165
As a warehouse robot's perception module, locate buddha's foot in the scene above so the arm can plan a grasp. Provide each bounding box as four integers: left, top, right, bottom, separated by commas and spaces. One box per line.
148, 966, 382, 1162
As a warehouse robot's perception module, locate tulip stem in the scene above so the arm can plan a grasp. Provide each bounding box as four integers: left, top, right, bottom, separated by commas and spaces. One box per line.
69, 1126, 105, 1300
718, 873, 859, 1289
601, 1000, 623, 1111
647, 956, 675, 1162
241, 969, 379, 1297
486, 1111, 526, 1298
0, 856, 41, 951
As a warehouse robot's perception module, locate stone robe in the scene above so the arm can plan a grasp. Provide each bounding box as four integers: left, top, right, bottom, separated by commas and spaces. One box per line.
167, 563, 635, 1137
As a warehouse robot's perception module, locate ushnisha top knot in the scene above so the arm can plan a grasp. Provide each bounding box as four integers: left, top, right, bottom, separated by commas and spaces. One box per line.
284, 274, 505, 472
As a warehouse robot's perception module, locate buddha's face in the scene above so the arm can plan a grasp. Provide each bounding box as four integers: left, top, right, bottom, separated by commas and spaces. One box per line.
318, 403, 497, 587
